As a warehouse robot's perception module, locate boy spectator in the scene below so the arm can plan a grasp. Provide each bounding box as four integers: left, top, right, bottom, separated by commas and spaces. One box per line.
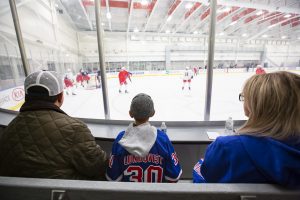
0, 71, 108, 180
106, 93, 182, 182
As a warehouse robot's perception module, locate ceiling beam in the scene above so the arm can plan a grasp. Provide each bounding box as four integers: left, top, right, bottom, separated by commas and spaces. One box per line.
189, 6, 210, 33
217, 6, 240, 22
183, 0, 300, 14
79, 0, 93, 30
224, 8, 257, 35
105, 0, 112, 31
143, 0, 160, 32
246, 15, 300, 41
174, 2, 202, 33
158, 0, 183, 33
126, 0, 135, 33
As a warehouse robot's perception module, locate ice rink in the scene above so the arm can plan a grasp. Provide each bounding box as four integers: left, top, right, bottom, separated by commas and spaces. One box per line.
61, 70, 273, 121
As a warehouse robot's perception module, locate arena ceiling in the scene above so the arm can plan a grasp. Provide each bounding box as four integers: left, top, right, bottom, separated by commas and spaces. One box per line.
57, 0, 300, 41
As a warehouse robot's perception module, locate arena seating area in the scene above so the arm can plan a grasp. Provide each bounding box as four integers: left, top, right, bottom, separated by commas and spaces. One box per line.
0, 122, 300, 200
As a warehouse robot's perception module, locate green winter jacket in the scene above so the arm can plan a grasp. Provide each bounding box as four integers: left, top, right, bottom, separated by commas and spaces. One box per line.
0, 101, 108, 180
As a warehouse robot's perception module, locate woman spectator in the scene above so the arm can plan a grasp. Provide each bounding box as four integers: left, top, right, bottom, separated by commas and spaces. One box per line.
193, 71, 300, 187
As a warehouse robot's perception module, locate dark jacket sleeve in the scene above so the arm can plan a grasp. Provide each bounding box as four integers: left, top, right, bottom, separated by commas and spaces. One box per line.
70, 122, 108, 180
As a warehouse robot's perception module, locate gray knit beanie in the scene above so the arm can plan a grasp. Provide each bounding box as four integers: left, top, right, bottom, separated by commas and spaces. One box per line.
130, 93, 155, 120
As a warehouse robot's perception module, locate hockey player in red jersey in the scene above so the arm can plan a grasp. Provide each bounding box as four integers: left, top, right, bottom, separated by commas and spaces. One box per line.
255, 65, 266, 75
118, 67, 131, 93
64, 69, 76, 95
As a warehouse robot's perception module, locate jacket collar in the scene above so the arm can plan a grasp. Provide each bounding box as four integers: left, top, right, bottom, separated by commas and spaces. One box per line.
20, 101, 67, 115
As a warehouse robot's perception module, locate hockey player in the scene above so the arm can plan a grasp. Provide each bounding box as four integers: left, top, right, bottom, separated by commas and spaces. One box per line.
118, 67, 131, 93
182, 67, 193, 90
255, 65, 266, 75
96, 70, 101, 89
106, 93, 182, 182
64, 69, 76, 95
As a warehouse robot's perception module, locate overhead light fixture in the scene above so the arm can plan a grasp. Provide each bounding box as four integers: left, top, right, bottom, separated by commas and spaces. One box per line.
101, 22, 105, 26
106, 12, 112, 19
193, 31, 198, 34
223, 7, 231, 12
242, 33, 248, 37
229, 21, 237, 26
256, 10, 263, 15
281, 35, 287, 39
167, 16, 172, 22
217, 7, 231, 13
185, 3, 193, 9
219, 32, 225, 36
268, 24, 276, 29
262, 34, 268, 38
284, 14, 291, 18
141, 0, 149, 6
134, 28, 139, 33
165, 30, 170, 34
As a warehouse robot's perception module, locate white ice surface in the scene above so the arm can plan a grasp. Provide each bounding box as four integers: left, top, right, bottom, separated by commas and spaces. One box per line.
61, 71, 256, 121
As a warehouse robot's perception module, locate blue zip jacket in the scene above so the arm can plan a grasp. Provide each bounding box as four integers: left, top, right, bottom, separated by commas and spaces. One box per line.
193, 135, 300, 187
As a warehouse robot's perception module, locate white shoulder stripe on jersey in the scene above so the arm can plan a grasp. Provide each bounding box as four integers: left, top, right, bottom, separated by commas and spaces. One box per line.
165, 169, 182, 182
106, 173, 123, 182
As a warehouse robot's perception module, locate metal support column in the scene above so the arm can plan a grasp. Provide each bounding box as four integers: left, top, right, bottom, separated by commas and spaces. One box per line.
95, 0, 110, 119
9, 0, 29, 76
204, 0, 217, 121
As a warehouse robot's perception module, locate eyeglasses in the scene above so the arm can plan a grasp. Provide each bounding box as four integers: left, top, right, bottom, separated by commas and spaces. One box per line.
239, 93, 244, 102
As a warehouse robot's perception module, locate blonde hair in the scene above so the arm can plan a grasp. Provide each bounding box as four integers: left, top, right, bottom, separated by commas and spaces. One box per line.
238, 71, 300, 140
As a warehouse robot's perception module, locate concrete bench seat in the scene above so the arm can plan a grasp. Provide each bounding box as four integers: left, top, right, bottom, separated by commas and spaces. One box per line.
0, 176, 299, 200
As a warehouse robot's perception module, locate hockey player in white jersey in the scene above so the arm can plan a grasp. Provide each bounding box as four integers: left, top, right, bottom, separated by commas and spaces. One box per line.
182, 67, 193, 90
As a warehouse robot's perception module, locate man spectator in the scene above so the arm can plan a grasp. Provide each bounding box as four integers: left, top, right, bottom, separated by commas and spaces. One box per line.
0, 70, 108, 180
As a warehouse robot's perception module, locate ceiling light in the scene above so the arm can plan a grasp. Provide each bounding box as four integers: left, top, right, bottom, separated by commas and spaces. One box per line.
229, 21, 237, 26
281, 35, 287, 39
167, 16, 172, 22
219, 32, 225, 36
242, 33, 248, 37
223, 7, 231, 12
101, 22, 105, 26
141, 0, 148, 6
262, 34, 268, 38
165, 30, 170, 34
106, 12, 112, 19
256, 10, 263, 15
134, 28, 139, 33
193, 31, 198, 34
185, 3, 193, 9
284, 14, 291, 18
268, 24, 276, 29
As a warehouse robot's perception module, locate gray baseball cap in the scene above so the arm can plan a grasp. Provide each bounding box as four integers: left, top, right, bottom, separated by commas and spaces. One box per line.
130, 93, 155, 120
24, 71, 64, 96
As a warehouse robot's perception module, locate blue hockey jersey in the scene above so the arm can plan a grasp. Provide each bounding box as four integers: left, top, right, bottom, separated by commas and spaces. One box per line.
106, 122, 182, 182
193, 135, 300, 187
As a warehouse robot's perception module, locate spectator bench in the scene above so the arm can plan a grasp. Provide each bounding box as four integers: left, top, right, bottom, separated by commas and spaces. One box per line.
0, 176, 299, 200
